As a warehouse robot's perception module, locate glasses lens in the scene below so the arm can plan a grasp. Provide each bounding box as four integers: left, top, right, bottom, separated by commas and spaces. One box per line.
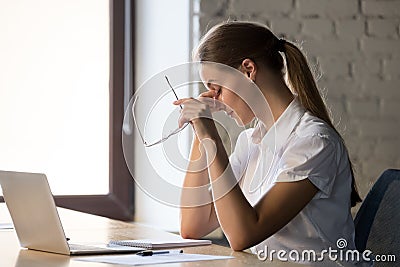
132, 77, 191, 147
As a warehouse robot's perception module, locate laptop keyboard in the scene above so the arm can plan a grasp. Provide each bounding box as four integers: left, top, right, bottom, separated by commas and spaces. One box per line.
69, 243, 111, 251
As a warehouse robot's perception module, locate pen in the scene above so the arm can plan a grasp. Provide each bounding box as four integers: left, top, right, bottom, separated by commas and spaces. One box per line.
137, 249, 183, 256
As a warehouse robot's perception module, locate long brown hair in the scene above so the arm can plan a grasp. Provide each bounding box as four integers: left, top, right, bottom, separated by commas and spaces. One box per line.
195, 21, 361, 207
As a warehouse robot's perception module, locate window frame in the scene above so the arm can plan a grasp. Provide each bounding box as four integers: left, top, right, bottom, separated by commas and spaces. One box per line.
0, 0, 135, 221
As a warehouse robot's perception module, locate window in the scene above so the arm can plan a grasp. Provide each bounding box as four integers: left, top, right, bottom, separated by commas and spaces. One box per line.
0, 0, 134, 221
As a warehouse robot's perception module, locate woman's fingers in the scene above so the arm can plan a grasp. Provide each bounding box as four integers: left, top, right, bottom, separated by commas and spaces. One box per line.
199, 91, 216, 98
178, 111, 191, 128
173, 96, 219, 140
178, 110, 199, 128
198, 97, 227, 112
174, 99, 213, 128
173, 97, 197, 106
174, 98, 211, 112
173, 96, 226, 114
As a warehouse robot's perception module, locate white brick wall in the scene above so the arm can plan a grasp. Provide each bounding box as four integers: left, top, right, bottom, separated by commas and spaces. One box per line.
232, 0, 292, 15
302, 18, 334, 39
195, 0, 400, 213
368, 18, 399, 38
335, 19, 365, 38
297, 0, 358, 18
384, 57, 400, 79
362, 0, 400, 17
270, 18, 301, 37
361, 37, 400, 54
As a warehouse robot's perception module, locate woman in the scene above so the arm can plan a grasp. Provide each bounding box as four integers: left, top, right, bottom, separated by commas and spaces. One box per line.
175, 21, 364, 264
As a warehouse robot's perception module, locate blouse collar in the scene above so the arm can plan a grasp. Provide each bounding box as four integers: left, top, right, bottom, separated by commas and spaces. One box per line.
251, 96, 306, 151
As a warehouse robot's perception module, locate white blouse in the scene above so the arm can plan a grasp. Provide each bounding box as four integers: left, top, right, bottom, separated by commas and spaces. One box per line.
229, 97, 369, 265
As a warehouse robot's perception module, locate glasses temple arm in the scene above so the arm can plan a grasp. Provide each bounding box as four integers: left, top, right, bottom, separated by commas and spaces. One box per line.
165, 76, 183, 109
132, 96, 148, 145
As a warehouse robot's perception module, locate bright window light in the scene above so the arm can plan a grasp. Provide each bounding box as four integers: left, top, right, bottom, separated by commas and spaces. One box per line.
0, 0, 109, 195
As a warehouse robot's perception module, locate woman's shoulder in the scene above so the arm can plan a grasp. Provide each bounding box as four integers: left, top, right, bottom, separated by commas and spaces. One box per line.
294, 111, 340, 142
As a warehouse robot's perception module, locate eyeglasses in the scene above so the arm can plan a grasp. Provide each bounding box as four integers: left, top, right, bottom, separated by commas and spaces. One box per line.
132, 76, 189, 147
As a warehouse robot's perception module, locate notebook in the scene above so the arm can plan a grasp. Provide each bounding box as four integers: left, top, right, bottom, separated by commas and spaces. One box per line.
108, 238, 212, 249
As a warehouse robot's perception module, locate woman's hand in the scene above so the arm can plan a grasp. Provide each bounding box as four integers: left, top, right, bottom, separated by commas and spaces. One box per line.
173, 93, 225, 141
198, 90, 227, 114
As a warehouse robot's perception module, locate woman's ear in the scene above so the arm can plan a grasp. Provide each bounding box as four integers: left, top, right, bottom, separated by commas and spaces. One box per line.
240, 59, 257, 82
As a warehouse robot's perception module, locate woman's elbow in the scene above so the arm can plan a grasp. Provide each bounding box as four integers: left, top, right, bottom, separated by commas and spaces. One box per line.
179, 224, 203, 240
180, 230, 203, 240
229, 240, 248, 251
229, 231, 273, 251
180, 231, 196, 240
227, 234, 253, 251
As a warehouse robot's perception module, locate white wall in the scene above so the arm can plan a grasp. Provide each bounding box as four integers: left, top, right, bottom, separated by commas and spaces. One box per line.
134, 0, 190, 231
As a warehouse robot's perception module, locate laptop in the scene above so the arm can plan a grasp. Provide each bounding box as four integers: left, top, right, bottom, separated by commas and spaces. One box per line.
0, 170, 144, 255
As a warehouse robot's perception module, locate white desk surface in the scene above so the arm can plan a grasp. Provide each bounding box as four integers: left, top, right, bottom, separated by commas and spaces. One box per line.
0, 203, 303, 267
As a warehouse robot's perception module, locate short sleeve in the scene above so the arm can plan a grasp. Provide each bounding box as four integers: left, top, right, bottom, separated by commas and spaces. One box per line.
275, 134, 338, 199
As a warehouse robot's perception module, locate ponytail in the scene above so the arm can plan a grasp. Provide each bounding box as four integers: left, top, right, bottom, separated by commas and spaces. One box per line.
282, 41, 362, 207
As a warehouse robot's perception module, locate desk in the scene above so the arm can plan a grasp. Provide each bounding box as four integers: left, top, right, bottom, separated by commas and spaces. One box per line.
0, 203, 300, 267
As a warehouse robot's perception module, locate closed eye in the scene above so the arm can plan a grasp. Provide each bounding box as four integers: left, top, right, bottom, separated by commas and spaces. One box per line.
206, 83, 221, 96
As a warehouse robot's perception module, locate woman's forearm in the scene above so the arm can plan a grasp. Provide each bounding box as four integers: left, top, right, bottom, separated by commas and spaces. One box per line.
180, 136, 219, 238
201, 137, 260, 250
